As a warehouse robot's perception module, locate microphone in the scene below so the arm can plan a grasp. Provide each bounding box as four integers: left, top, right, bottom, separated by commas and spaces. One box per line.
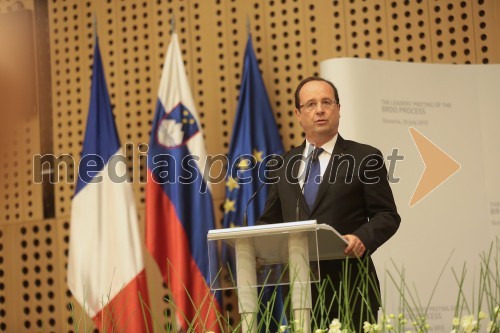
243, 181, 267, 227
295, 144, 316, 221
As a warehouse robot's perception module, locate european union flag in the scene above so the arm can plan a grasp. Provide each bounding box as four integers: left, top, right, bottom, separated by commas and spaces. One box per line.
222, 34, 286, 332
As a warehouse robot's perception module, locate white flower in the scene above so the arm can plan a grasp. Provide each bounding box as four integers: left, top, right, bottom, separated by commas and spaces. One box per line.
329, 319, 342, 333
487, 321, 494, 333
461, 315, 478, 333
452, 317, 460, 326
330, 319, 342, 329
362, 322, 381, 333
279, 325, 288, 333
315, 329, 327, 333
451, 329, 456, 333
291, 321, 304, 333
382, 315, 393, 331
382, 315, 392, 324
479, 311, 487, 320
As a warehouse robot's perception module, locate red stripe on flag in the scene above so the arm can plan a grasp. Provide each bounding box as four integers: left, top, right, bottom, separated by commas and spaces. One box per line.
93, 269, 152, 333
146, 170, 221, 332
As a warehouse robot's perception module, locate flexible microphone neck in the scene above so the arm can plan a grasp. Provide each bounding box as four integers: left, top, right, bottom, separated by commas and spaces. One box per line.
243, 181, 267, 227
295, 144, 317, 221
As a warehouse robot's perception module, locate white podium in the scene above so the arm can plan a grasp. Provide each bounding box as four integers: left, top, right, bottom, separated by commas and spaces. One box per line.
208, 220, 348, 333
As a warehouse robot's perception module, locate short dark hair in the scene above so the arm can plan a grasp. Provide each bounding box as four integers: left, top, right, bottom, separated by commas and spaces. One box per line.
294, 76, 340, 110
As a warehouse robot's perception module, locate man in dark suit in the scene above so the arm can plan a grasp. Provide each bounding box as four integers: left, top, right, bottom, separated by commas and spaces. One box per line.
259, 77, 401, 332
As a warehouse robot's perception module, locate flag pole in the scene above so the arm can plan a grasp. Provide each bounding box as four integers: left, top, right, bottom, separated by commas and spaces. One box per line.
170, 14, 175, 35
93, 12, 97, 40
246, 14, 251, 36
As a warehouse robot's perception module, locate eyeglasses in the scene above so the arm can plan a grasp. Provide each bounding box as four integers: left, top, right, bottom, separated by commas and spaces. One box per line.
299, 99, 338, 112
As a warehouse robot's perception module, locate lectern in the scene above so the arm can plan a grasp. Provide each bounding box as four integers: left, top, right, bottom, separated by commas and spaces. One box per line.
207, 220, 348, 333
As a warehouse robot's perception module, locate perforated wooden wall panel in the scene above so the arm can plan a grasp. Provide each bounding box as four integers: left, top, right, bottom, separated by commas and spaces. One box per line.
49, 0, 91, 220
0, 0, 43, 226
345, 0, 389, 59
472, 0, 498, 64
386, 0, 432, 62
0, 0, 499, 331
112, 1, 156, 208
0, 4, 46, 329
1, 219, 63, 332
0, 117, 43, 226
265, 0, 309, 150
429, 1, 476, 63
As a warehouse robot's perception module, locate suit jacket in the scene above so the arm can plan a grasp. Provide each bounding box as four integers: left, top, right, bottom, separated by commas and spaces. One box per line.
259, 135, 401, 313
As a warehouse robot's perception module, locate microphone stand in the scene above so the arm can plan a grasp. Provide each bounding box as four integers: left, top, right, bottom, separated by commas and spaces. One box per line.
242, 181, 267, 227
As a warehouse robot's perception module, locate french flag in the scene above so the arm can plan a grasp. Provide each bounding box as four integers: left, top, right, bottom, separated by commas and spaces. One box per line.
146, 32, 221, 332
67, 36, 152, 332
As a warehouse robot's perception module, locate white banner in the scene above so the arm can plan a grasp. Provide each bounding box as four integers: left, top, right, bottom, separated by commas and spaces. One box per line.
321, 58, 500, 331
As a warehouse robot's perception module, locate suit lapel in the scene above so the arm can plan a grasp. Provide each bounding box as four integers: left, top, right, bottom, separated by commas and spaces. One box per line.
309, 135, 348, 214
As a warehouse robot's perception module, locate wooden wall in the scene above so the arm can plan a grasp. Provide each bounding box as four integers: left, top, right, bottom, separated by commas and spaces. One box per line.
0, 0, 499, 331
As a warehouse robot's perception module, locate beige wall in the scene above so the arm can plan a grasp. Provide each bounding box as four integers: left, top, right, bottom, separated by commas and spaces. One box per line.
0, 0, 499, 331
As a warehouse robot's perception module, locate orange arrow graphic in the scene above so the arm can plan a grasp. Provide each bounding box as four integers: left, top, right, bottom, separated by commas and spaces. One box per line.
409, 127, 461, 207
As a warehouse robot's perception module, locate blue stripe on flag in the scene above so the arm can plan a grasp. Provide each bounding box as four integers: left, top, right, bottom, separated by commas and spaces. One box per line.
75, 38, 120, 196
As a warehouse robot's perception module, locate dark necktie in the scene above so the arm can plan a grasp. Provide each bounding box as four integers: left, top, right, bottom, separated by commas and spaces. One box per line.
303, 147, 324, 210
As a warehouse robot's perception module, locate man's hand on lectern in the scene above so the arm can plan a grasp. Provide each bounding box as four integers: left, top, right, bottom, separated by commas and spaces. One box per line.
343, 234, 366, 257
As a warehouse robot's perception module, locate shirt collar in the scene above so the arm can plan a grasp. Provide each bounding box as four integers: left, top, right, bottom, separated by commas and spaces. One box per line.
304, 133, 338, 156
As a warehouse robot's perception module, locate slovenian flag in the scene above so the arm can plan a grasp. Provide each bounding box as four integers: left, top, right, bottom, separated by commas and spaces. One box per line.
145, 32, 221, 332
67, 35, 152, 332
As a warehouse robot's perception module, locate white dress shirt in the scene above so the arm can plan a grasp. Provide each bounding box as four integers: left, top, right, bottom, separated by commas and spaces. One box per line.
297, 134, 338, 188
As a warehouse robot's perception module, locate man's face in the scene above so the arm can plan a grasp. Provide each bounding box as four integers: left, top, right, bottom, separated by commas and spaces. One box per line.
294, 80, 340, 144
